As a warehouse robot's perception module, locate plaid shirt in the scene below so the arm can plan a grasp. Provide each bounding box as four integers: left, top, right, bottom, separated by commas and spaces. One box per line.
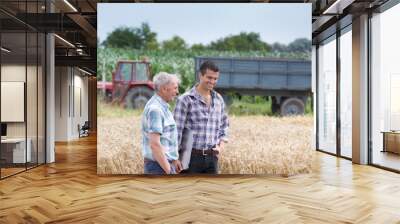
173, 85, 229, 150
141, 94, 179, 161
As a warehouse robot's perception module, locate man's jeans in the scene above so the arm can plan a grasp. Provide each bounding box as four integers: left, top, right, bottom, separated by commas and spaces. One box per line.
187, 153, 218, 174
144, 160, 176, 175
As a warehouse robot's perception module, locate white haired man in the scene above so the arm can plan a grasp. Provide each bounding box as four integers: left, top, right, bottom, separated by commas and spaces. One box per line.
141, 72, 182, 174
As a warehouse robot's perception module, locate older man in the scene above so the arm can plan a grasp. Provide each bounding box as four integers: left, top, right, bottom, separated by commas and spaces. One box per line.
141, 72, 182, 174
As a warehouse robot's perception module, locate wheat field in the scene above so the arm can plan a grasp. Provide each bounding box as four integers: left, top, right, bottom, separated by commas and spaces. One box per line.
97, 109, 315, 176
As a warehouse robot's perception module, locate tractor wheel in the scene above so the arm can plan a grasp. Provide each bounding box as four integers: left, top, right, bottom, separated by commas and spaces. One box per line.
280, 97, 305, 116
125, 86, 154, 109
105, 90, 113, 102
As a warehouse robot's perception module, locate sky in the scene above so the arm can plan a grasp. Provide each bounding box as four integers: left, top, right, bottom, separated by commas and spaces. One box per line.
98, 3, 311, 46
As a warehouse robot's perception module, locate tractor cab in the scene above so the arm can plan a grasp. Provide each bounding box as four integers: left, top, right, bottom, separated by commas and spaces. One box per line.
112, 60, 155, 108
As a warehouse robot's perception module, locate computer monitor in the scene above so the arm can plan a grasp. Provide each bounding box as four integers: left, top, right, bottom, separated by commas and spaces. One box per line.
1, 123, 7, 137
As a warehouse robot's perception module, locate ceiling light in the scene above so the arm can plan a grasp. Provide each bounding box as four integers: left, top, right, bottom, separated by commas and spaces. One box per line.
323, 0, 354, 15
78, 68, 92, 76
1, 47, 11, 53
54, 34, 75, 48
76, 48, 85, 55
63, 0, 78, 12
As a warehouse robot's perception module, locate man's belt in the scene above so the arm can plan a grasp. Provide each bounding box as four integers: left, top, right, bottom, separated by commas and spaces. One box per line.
143, 158, 155, 163
144, 158, 174, 163
192, 145, 218, 156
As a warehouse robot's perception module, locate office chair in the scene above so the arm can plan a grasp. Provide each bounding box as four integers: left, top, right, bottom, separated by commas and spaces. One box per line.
79, 121, 90, 138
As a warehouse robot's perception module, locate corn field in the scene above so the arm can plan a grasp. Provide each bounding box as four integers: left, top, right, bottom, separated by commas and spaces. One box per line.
97, 48, 311, 92
97, 103, 315, 176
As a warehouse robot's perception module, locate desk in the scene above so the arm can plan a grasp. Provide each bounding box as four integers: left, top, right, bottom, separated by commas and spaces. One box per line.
381, 131, 400, 154
1, 138, 31, 163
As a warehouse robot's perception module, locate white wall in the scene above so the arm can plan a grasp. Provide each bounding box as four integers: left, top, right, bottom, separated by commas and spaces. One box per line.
73, 72, 89, 137
55, 67, 89, 141
1, 65, 25, 81
55, 67, 69, 141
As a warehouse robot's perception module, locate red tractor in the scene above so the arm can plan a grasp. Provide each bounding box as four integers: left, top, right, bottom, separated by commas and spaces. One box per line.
98, 60, 155, 108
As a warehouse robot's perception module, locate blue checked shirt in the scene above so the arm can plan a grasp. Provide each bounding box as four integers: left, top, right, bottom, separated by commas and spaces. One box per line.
173, 85, 229, 150
141, 94, 179, 161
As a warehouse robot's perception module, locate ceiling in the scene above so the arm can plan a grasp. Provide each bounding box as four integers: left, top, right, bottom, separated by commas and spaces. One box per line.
310, 0, 390, 44
0, 0, 97, 74
0, 0, 394, 74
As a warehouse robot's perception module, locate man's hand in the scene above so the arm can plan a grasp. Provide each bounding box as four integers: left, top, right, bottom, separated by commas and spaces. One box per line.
165, 165, 172, 175
172, 160, 182, 173
212, 141, 225, 159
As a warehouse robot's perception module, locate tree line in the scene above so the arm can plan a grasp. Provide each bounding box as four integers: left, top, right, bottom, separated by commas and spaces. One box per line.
100, 23, 311, 54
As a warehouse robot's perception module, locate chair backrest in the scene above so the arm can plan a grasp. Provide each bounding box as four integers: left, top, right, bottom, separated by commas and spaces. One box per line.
82, 121, 90, 129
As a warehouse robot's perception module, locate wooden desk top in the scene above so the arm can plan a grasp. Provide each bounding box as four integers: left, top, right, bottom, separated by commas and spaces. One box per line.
1, 138, 29, 143
381, 131, 400, 134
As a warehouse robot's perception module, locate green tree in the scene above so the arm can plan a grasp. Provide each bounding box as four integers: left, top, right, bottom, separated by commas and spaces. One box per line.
102, 26, 143, 49
102, 23, 159, 50
162, 36, 188, 51
191, 43, 207, 51
287, 38, 311, 53
210, 32, 270, 52
140, 23, 159, 50
271, 42, 288, 52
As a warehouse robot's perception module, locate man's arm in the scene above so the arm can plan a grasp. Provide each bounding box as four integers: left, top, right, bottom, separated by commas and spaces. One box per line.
146, 108, 171, 174
149, 133, 172, 174
213, 96, 229, 156
218, 96, 229, 145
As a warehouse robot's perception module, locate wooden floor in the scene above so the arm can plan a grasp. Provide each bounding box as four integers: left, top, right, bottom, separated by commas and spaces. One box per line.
1, 163, 45, 178
0, 167, 26, 178
1, 135, 400, 223
372, 150, 400, 171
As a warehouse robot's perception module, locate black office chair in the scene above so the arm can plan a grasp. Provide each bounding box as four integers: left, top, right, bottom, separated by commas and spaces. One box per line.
79, 121, 90, 138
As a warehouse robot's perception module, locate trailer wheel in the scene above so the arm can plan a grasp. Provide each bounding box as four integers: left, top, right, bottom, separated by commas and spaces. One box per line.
125, 86, 154, 109
271, 96, 280, 114
280, 97, 305, 116
272, 103, 280, 114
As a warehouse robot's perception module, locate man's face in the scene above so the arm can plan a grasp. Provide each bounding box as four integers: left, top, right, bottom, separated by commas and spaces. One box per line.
199, 69, 219, 91
162, 80, 179, 102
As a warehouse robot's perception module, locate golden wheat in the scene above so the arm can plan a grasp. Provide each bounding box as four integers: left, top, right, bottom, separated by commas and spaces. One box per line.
97, 114, 314, 176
